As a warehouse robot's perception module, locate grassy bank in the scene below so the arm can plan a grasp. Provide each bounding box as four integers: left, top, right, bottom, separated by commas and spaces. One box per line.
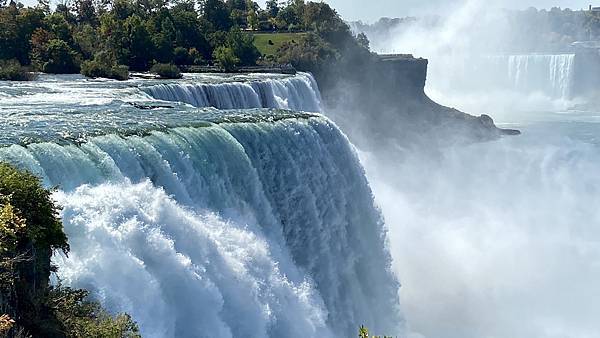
253, 33, 307, 57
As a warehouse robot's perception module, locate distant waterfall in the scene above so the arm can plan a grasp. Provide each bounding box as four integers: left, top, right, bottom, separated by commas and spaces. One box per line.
506, 54, 575, 99
0, 117, 402, 338
144, 72, 323, 112
428, 54, 576, 100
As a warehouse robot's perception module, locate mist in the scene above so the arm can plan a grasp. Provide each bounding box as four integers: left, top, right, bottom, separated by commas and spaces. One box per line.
351, 0, 600, 119
347, 1, 600, 337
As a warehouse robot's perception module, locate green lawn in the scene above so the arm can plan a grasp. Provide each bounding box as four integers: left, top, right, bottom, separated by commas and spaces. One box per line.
252, 32, 306, 57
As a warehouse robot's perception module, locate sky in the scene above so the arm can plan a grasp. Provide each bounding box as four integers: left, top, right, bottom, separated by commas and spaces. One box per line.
257, 0, 593, 22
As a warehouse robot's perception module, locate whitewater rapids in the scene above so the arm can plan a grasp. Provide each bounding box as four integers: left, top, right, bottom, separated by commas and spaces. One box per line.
0, 116, 403, 338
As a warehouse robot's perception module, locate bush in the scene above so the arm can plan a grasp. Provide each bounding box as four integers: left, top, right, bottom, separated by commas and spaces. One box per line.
81, 56, 129, 81
0, 59, 35, 81
150, 63, 182, 79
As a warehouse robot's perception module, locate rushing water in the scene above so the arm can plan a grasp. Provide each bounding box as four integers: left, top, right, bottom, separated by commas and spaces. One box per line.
143, 72, 322, 111
0, 73, 401, 338
3, 68, 599, 338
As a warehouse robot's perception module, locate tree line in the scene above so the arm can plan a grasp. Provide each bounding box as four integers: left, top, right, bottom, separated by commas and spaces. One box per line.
0, 0, 371, 79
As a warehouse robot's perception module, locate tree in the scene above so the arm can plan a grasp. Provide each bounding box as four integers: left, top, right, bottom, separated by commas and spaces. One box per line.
275, 32, 337, 73
73, 23, 99, 58
246, 1, 259, 30
225, 29, 260, 65
40, 39, 80, 73
266, 0, 279, 18
44, 12, 73, 42
73, 0, 97, 24
173, 46, 190, 64
356, 32, 370, 51
0, 164, 139, 336
151, 15, 177, 62
124, 14, 153, 70
213, 45, 239, 71
200, 0, 232, 31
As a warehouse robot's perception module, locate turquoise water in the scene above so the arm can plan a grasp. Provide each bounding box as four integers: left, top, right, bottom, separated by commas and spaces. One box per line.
0, 73, 401, 338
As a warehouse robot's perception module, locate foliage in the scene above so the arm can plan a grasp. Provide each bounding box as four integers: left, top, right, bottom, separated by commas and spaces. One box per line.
213, 46, 239, 71
0, 163, 68, 252
225, 30, 260, 65
150, 62, 182, 78
173, 46, 191, 65
0, 163, 140, 337
0, 0, 372, 76
275, 32, 337, 73
39, 39, 80, 73
0, 314, 15, 335
81, 59, 129, 80
50, 286, 141, 338
253, 32, 306, 57
358, 325, 393, 338
0, 59, 35, 81
0, 198, 27, 254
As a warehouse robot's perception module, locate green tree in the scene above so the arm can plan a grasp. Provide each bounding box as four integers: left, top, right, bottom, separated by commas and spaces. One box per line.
73, 0, 97, 24
40, 39, 80, 73
225, 29, 260, 65
98, 13, 129, 64
124, 14, 153, 70
356, 32, 370, 51
173, 46, 190, 64
0, 164, 139, 336
44, 12, 73, 42
213, 45, 239, 71
50, 286, 141, 338
73, 23, 99, 59
246, 1, 259, 30
200, 0, 232, 31
275, 32, 337, 73
266, 0, 279, 18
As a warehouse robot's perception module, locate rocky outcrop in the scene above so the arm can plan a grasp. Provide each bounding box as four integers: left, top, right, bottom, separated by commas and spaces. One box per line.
315, 54, 518, 152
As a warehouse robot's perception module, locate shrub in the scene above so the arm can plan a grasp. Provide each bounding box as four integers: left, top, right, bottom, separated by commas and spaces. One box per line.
0, 59, 35, 81
81, 55, 129, 81
150, 62, 182, 79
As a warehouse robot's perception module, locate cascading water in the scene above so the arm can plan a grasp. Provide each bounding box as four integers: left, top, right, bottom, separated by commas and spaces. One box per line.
505, 54, 575, 99
143, 72, 323, 112
425, 54, 576, 101
0, 73, 403, 338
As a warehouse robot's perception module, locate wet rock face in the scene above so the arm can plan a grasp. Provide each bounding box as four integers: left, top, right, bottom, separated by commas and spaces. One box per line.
315, 54, 518, 151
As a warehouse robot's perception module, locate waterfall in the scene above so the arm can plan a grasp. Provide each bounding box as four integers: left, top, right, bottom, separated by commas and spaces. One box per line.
0, 117, 402, 337
144, 72, 323, 112
427, 54, 576, 101
506, 54, 575, 99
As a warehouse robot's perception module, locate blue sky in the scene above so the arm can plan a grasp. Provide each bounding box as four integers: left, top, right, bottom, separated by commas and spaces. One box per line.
257, 0, 593, 22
